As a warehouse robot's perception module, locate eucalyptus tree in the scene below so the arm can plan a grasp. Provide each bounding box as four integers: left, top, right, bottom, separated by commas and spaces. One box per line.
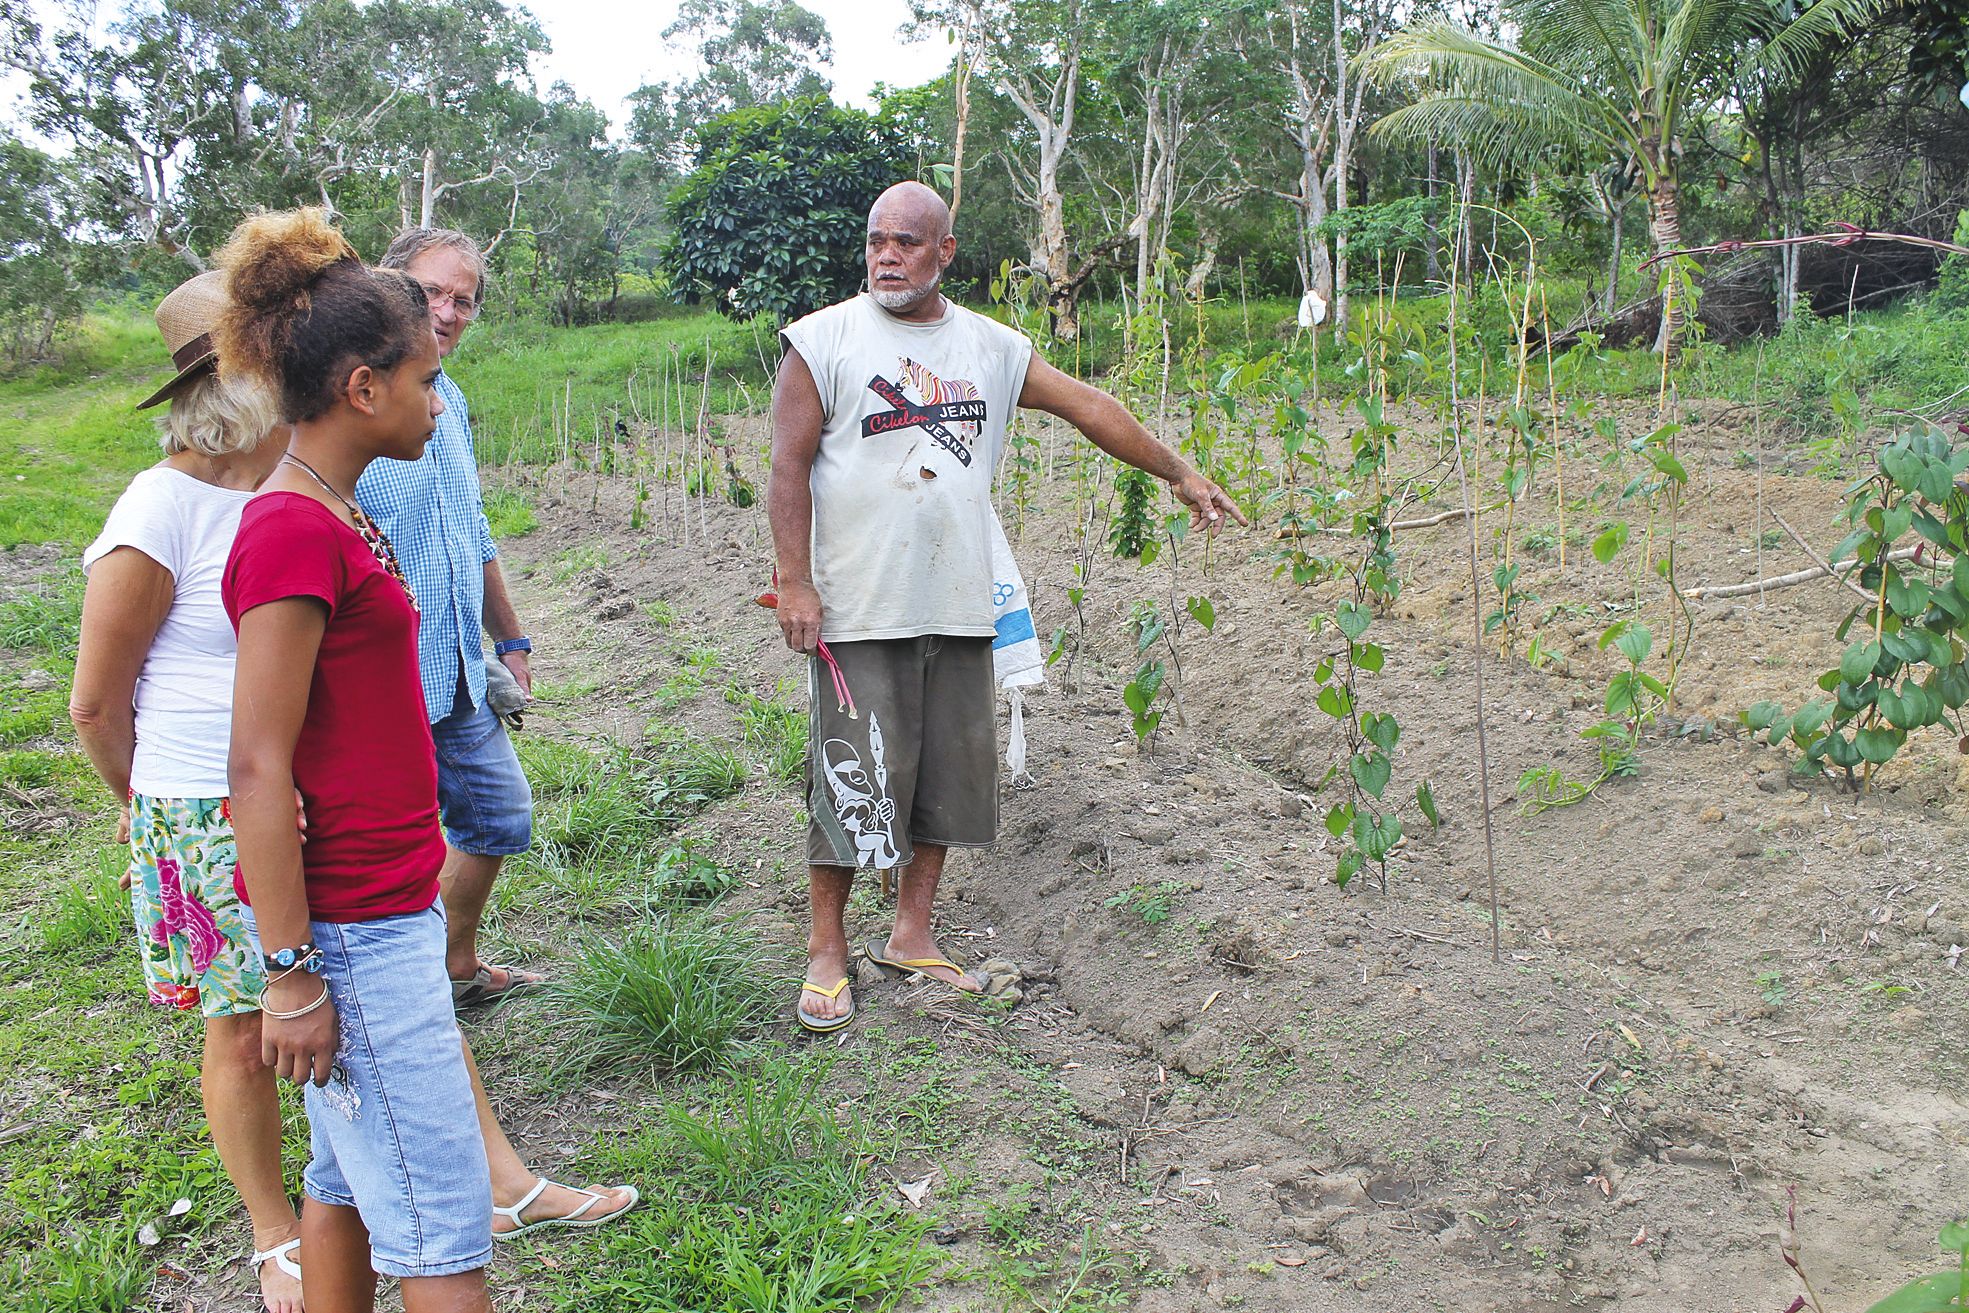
660, 0, 835, 126
1366, 0, 1893, 351
913, 0, 1119, 340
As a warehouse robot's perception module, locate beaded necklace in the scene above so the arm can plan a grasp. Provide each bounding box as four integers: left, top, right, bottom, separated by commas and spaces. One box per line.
280, 454, 419, 614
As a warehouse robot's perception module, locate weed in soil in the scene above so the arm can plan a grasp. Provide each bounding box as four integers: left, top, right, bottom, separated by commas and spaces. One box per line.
544, 912, 778, 1080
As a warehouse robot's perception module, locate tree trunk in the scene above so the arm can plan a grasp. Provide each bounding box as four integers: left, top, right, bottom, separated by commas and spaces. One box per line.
421, 146, 438, 227
1648, 172, 1685, 356
1330, 0, 1350, 333
1605, 201, 1622, 316
951, 41, 972, 218
1424, 138, 1442, 283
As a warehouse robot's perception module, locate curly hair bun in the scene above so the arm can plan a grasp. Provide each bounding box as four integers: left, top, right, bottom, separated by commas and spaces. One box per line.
213, 207, 412, 422
217, 207, 357, 317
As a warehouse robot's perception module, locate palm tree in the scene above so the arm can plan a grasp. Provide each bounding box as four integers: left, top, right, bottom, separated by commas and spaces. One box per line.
1366, 0, 1890, 353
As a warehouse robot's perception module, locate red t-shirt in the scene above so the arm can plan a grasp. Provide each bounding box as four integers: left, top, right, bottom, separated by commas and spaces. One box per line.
222, 492, 444, 922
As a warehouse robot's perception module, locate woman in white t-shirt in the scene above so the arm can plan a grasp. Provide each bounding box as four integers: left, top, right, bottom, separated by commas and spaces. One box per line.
68, 273, 307, 1311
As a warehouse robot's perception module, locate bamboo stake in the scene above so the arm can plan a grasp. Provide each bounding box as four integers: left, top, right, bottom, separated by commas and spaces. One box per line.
1540, 289, 1565, 574
1447, 247, 1501, 963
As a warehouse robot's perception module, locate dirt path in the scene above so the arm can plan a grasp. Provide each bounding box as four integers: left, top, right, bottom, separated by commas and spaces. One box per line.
490, 403, 1966, 1312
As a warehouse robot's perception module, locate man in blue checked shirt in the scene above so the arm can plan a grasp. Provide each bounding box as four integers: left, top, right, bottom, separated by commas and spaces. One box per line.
359, 226, 541, 1008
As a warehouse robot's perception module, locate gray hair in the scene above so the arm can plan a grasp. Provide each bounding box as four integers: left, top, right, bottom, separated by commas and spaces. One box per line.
378, 227, 487, 304
157, 369, 278, 458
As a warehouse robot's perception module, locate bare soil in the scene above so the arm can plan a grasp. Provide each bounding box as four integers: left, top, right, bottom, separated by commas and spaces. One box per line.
487, 398, 1969, 1312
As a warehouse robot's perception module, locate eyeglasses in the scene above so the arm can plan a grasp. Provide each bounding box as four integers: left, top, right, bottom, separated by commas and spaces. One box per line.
417, 283, 482, 320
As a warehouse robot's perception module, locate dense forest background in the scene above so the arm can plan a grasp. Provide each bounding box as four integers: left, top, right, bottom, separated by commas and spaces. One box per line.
2, 0, 1966, 361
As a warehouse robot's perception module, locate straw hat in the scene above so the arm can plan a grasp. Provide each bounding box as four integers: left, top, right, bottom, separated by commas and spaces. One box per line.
136, 271, 228, 410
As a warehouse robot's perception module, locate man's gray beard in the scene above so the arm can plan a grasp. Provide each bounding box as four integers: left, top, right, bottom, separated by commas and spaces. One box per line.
870, 270, 940, 312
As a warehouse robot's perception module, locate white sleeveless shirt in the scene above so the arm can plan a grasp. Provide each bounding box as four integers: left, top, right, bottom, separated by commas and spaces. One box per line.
781, 294, 1033, 642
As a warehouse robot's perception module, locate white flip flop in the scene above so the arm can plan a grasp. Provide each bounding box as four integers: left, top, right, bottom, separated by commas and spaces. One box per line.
492, 1177, 640, 1241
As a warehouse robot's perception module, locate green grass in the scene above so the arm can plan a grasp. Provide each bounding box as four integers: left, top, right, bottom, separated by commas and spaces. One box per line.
459, 311, 776, 467
0, 576, 83, 655
726, 682, 808, 789
43, 847, 130, 952
539, 1054, 942, 1313
481, 484, 537, 538
543, 912, 779, 1079
0, 312, 173, 548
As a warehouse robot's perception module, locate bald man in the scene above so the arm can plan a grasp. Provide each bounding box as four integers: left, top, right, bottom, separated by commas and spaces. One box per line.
769, 181, 1245, 1033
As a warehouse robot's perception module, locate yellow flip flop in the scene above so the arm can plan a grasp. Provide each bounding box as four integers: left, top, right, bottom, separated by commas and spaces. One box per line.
864, 938, 985, 994
797, 977, 855, 1033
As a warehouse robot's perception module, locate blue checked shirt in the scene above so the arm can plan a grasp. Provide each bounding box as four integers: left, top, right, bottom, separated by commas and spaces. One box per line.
354, 371, 498, 723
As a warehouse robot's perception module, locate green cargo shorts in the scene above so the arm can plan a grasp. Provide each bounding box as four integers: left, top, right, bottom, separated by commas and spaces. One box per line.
807, 635, 997, 870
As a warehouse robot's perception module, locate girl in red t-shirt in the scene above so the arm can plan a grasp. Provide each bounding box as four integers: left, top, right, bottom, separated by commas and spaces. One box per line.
217, 208, 494, 1311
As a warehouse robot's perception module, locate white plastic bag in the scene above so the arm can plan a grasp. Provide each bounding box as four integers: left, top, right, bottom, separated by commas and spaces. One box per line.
989, 511, 1045, 780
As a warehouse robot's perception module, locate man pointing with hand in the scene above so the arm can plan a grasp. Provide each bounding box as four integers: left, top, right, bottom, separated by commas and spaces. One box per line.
768, 181, 1245, 1034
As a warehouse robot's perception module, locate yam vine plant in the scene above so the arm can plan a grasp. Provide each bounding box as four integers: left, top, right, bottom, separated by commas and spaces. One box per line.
1294, 392, 1438, 891
1744, 422, 1969, 789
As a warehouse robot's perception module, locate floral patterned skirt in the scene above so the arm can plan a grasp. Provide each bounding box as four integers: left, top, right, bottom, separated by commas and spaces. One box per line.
128, 794, 266, 1019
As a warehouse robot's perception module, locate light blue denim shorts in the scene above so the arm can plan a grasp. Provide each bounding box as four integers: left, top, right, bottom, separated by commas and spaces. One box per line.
432, 675, 534, 858
244, 902, 491, 1277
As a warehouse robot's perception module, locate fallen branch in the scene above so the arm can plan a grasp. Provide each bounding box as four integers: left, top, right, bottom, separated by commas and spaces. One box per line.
1685, 547, 1921, 601
1640, 225, 1969, 270
1275, 502, 1503, 540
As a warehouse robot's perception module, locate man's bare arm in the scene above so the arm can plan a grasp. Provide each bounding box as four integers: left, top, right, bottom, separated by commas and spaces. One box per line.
768, 347, 825, 652
1018, 354, 1247, 532
480, 559, 530, 696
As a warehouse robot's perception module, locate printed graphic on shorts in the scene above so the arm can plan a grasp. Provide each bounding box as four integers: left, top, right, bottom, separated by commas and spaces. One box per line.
818, 711, 902, 868
317, 1015, 364, 1123
128, 794, 267, 1017
861, 357, 986, 468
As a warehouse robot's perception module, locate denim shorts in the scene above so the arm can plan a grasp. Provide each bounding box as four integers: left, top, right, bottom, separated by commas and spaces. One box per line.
244, 903, 492, 1277
432, 673, 533, 857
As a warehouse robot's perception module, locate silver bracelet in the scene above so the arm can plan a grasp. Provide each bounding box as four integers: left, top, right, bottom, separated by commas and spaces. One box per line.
263, 984, 331, 1020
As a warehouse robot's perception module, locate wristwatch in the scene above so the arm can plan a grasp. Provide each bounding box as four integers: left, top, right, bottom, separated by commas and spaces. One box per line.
494, 636, 532, 656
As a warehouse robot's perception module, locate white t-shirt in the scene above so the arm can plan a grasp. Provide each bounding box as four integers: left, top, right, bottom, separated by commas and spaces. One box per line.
782, 294, 1033, 642
82, 466, 252, 798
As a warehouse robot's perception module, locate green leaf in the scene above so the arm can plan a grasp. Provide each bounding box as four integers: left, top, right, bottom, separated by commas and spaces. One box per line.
1841, 641, 1881, 684
1937, 1221, 1969, 1254
1864, 1272, 1966, 1313
1335, 602, 1373, 641
1877, 688, 1913, 730
1362, 711, 1400, 754
1856, 725, 1904, 765
1881, 446, 1924, 494
1919, 461, 1954, 504
1324, 802, 1353, 839
1316, 685, 1352, 718
1615, 621, 1653, 665
1592, 522, 1629, 563
1645, 447, 1688, 484
1416, 780, 1439, 827
1791, 700, 1832, 736
1742, 700, 1783, 732
1826, 731, 1863, 769
1605, 671, 1639, 718
1597, 619, 1630, 651
1351, 751, 1392, 800
1335, 850, 1362, 888
1124, 682, 1152, 715
1185, 595, 1216, 632
1354, 641, 1386, 673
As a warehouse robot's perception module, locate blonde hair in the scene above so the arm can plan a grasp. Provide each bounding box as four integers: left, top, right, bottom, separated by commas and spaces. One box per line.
157, 369, 278, 457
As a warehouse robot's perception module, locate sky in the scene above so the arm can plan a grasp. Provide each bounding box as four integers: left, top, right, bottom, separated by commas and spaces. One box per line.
537, 0, 952, 131
4, 0, 953, 141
